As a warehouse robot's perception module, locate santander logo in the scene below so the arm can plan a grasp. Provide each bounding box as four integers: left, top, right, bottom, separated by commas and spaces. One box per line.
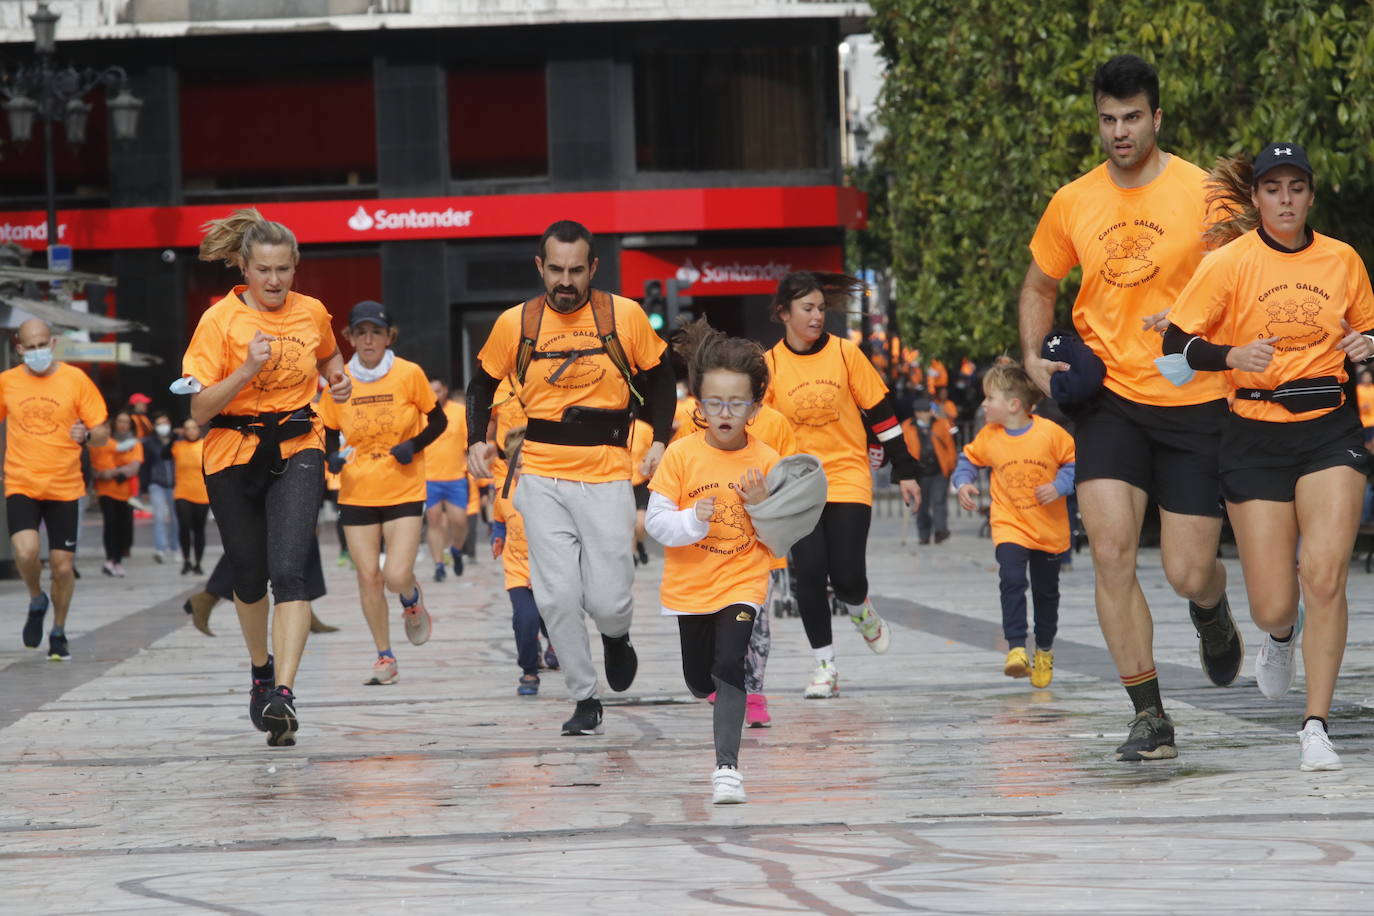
346, 205, 473, 233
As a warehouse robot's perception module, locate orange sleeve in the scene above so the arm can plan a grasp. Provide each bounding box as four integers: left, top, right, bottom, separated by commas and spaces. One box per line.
647, 440, 683, 502
414, 365, 439, 415
315, 304, 337, 361
478, 307, 520, 380
1053, 422, 1077, 466
493, 495, 507, 524
128, 440, 145, 465
75, 371, 108, 429
1027, 190, 1078, 280
1168, 249, 1233, 338
316, 389, 340, 430
962, 426, 991, 468
1346, 250, 1374, 332
620, 298, 668, 371
182, 307, 228, 385
842, 338, 889, 411
773, 413, 797, 457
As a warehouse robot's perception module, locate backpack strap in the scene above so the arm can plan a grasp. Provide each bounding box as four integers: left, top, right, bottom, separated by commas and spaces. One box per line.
513, 294, 546, 386
512, 290, 643, 405
589, 290, 644, 405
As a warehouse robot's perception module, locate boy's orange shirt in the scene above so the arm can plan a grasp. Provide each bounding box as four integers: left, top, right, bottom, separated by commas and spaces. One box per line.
1170, 230, 1374, 423
649, 432, 779, 614
0, 362, 107, 501
764, 335, 888, 505
171, 438, 209, 504
962, 416, 1075, 554
629, 419, 654, 485
90, 439, 144, 501
1029, 156, 1229, 407
425, 399, 468, 482
181, 287, 338, 475
316, 357, 437, 507
477, 294, 666, 483
492, 482, 529, 590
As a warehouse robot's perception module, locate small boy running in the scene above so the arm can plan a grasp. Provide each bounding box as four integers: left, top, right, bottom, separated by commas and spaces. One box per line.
491, 427, 550, 696
954, 364, 1076, 688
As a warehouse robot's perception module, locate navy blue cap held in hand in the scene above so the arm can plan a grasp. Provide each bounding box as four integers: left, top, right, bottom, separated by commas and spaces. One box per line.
1041, 329, 1106, 407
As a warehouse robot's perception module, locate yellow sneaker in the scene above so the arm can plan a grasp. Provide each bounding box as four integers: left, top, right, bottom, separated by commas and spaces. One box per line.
1003, 647, 1030, 678
1031, 648, 1054, 688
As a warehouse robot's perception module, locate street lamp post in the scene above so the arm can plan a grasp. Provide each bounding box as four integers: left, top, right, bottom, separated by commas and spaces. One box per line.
1, 2, 142, 266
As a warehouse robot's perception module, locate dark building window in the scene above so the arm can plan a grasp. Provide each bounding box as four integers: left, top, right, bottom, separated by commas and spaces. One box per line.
634, 47, 828, 172
0, 93, 110, 204
448, 64, 548, 180
180, 70, 377, 195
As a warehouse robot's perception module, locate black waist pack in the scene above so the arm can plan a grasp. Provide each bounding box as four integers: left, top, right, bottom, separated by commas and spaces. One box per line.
1234, 376, 1343, 414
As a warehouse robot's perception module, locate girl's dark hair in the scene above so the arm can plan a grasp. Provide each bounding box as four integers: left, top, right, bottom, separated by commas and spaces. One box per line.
672, 316, 769, 402
770, 271, 867, 322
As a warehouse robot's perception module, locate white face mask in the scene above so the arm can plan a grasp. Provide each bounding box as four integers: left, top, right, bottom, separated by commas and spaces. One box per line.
155, 423, 172, 437
22, 347, 53, 373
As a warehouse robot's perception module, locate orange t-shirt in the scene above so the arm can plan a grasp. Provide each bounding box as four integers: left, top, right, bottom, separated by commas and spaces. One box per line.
629, 419, 654, 485
477, 293, 666, 483
650, 432, 779, 613
181, 287, 338, 475
317, 356, 438, 507
0, 363, 107, 501
1029, 156, 1229, 407
90, 439, 144, 501
425, 399, 468, 482
1170, 230, 1374, 423
493, 481, 529, 590
961, 416, 1075, 553
490, 378, 527, 453
171, 438, 209, 504
671, 396, 699, 442
1358, 383, 1374, 428
764, 334, 888, 505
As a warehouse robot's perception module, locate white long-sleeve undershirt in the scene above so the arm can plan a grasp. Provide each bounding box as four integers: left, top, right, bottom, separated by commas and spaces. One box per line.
645, 490, 709, 548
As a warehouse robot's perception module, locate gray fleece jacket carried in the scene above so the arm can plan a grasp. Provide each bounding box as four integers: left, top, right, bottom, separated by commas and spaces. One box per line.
746, 453, 828, 557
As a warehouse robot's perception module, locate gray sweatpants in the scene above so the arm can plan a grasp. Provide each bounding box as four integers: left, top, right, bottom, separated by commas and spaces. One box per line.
515, 474, 636, 701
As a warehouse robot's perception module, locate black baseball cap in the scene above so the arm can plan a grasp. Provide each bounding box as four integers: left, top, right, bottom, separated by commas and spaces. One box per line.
1253, 142, 1313, 182
349, 300, 392, 330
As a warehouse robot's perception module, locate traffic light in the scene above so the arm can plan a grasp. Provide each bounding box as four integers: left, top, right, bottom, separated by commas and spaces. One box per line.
642, 279, 667, 332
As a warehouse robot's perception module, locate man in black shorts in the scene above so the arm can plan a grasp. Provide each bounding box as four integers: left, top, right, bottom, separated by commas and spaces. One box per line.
1019, 56, 1242, 761
0, 319, 110, 660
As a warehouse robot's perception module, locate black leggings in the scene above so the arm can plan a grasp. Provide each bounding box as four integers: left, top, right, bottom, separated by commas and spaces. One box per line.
205, 449, 324, 604
790, 501, 872, 649
98, 496, 133, 562
175, 499, 210, 564
678, 604, 757, 696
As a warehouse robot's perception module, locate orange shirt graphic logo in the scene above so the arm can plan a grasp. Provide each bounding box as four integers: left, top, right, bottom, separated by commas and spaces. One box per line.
1100, 230, 1160, 287
17, 397, 60, 435
1263, 297, 1329, 351
789, 383, 841, 427
253, 336, 310, 392
702, 490, 752, 553
539, 331, 607, 390
1000, 460, 1051, 510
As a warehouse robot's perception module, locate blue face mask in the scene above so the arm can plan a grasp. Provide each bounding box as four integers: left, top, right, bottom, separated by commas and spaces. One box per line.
22, 347, 53, 373
1154, 353, 1196, 387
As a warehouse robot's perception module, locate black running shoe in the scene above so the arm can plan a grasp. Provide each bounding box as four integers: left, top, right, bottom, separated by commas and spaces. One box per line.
263, 686, 298, 747
48, 632, 71, 661
434, 562, 447, 583
1190, 593, 1244, 687
561, 698, 603, 736
602, 633, 638, 692
22, 593, 48, 649
1116, 707, 1177, 761
635, 541, 649, 565
249, 664, 276, 733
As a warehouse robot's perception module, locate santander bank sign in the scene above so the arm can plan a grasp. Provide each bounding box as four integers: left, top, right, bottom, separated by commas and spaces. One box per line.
622, 246, 844, 297
346, 205, 474, 232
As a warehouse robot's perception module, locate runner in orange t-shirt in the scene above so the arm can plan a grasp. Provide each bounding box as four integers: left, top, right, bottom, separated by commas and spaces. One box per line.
1163, 143, 1374, 771
1, 318, 109, 659
646, 319, 780, 804
171, 418, 210, 574
629, 417, 654, 564
423, 379, 469, 582
1018, 55, 1239, 762
90, 411, 144, 578
491, 427, 554, 696
465, 220, 676, 737
319, 301, 445, 688
763, 271, 919, 700
954, 366, 1076, 689
180, 208, 351, 748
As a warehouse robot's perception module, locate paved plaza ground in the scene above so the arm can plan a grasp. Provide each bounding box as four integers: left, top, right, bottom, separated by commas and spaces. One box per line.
3, 501, 1373, 914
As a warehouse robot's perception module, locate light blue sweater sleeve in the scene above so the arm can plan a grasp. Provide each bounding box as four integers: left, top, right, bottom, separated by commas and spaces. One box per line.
1053, 461, 1076, 497
951, 453, 981, 489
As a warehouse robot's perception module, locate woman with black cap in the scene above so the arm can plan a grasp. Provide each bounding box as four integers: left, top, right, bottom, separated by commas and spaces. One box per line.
1162, 142, 1374, 771
318, 301, 447, 687
180, 208, 351, 747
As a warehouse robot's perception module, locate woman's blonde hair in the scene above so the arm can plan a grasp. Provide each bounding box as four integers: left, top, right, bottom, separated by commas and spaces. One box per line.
1203, 155, 1259, 249
198, 207, 299, 270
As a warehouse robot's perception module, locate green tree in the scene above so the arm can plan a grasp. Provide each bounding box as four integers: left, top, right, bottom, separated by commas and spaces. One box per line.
868, 0, 1374, 362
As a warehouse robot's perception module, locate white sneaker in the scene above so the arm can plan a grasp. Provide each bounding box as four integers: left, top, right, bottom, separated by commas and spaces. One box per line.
711, 766, 746, 804
1299, 719, 1342, 771
1255, 633, 1298, 699
365, 655, 399, 686
850, 600, 891, 654
803, 660, 839, 699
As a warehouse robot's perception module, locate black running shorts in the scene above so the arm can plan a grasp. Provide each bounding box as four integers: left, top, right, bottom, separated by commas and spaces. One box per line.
1074, 389, 1227, 518
5, 495, 80, 551
1220, 406, 1368, 503
338, 500, 425, 527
